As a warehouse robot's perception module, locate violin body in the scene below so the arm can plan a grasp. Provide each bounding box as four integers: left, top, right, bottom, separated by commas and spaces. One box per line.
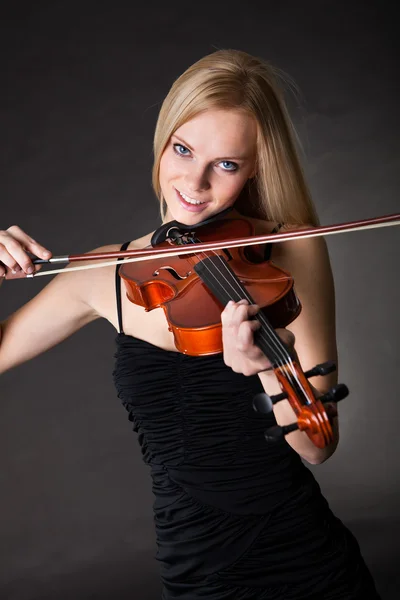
118, 214, 349, 449
119, 218, 301, 355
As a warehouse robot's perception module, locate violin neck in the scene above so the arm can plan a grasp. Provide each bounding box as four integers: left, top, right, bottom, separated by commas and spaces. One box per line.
194, 255, 289, 367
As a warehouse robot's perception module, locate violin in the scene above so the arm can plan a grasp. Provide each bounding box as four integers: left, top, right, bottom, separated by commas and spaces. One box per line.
117, 213, 346, 450
25, 210, 399, 450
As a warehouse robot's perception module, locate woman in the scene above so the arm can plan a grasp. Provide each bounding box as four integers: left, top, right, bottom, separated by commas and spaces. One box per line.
0, 49, 380, 599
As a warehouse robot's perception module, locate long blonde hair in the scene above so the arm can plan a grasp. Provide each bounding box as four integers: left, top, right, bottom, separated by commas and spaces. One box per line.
152, 49, 319, 226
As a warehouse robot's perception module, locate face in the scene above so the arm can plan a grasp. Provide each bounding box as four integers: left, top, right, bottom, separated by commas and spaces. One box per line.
159, 108, 257, 224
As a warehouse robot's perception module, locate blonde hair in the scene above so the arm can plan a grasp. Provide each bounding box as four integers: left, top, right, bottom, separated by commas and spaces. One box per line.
152, 49, 319, 227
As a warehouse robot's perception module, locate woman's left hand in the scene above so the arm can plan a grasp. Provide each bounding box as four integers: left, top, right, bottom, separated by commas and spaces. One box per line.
221, 299, 295, 376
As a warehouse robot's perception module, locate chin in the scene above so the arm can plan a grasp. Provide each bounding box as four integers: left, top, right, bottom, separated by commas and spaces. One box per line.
166, 202, 212, 224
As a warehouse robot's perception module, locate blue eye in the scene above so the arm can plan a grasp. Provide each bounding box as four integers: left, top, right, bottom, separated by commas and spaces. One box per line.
172, 142, 238, 172
220, 161, 238, 172
173, 143, 190, 156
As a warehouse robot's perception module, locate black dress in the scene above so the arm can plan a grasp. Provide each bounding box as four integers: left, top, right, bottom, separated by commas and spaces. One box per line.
112, 242, 380, 600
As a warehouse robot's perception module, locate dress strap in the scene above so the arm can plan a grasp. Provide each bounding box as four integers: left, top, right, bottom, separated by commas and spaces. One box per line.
115, 241, 131, 334
264, 223, 283, 260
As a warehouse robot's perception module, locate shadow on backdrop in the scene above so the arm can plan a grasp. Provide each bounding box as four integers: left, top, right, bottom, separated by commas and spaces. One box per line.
1, 548, 162, 600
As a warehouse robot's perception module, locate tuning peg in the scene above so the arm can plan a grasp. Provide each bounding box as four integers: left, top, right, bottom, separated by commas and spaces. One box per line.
253, 391, 288, 414
304, 361, 337, 378
320, 383, 349, 404
253, 393, 273, 413
264, 422, 299, 442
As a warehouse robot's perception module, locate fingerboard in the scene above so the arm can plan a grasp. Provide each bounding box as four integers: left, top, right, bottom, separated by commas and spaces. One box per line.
194, 255, 288, 366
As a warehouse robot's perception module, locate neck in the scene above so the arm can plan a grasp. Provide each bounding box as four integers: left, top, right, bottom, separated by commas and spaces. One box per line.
164, 205, 236, 229
153, 206, 237, 247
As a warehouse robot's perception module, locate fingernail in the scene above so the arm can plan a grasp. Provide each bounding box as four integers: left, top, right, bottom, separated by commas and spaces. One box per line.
44, 251, 51, 257
27, 266, 34, 274
12, 266, 22, 274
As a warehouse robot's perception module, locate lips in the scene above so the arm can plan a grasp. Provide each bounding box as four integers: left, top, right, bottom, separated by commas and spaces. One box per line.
174, 187, 210, 213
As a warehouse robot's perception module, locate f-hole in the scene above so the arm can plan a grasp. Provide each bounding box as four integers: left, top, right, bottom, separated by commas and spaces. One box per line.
153, 266, 191, 280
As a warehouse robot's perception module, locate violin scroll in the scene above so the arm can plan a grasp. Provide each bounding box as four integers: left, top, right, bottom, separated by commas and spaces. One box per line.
253, 361, 349, 448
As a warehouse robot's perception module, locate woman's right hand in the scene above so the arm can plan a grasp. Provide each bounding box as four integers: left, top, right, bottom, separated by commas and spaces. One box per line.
0, 225, 52, 279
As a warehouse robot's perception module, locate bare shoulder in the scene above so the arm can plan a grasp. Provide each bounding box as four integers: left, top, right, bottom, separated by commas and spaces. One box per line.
236, 214, 277, 235
237, 216, 327, 267
269, 222, 332, 276
64, 231, 155, 317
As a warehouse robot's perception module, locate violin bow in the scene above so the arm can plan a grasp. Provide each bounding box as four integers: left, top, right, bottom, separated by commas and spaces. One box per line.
18, 212, 400, 279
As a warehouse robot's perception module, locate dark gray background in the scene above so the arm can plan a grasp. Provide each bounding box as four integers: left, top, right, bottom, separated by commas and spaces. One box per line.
1, 1, 399, 598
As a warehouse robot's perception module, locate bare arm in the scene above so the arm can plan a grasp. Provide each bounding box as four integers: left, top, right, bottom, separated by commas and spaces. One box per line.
0, 226, 119, 374
0, 267, 98, 374
222, 232, 339, 465
264, 232, 339, 464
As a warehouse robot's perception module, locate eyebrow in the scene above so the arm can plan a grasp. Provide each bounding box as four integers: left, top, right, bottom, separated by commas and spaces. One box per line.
172, 135, 249, 162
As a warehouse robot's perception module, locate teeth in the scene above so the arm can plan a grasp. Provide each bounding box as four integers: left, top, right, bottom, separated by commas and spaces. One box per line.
178, 190, 205, 205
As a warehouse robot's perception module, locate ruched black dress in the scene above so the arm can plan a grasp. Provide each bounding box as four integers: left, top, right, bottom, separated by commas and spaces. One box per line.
112, 243, 380, 600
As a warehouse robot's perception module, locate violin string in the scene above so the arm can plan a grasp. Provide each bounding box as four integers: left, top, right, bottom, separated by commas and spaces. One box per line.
188, 242, 287, 362
184, 246, 327, 442
194, 244, 330, 439
203, 250, 289, 365
192, 247, 307, 399
185, 241, 303, 394
210, 255, 300, 385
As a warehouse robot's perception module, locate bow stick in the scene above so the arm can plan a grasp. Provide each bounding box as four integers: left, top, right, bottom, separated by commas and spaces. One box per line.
17, 212, 399, 279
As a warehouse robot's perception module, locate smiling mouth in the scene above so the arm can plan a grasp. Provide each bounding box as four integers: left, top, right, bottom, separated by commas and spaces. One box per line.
176, 188, 208, 205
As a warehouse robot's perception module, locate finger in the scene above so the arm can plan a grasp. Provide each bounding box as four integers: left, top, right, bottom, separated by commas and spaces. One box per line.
3, 267, 35, 280
236, 320, 261, 352
1, 229, 50, 274
0, 244, 22, 273
222, 302, 260, 340
230, 304, 260, 330
0, 237, 36, 275
0, 250, 35, 279
221, 300, 242, 327
234, 300, 259, 317
6, 225, 52, 260
236, 325, 272, 372
244, 303, 260, 318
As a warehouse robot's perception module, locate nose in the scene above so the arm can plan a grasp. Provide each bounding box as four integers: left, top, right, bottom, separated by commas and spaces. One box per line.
184, 163, 211, 193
